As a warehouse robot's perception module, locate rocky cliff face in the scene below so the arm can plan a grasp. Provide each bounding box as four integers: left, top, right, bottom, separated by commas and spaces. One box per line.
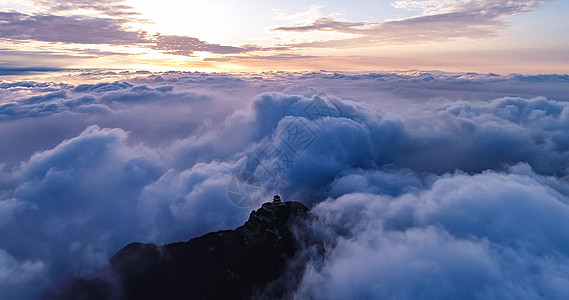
55, 201, 312, 300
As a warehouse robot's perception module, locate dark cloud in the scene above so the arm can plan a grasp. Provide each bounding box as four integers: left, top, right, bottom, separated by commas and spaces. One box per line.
273, 0, 548, 47
34, 0, 140, 17
274, 17, 365, 32
149, 34, 257, 55
0, 11, 146, 45
0, 48, 83, 72
0, 12, 260, 59
203, 53, 317, 63
0, 71, 568, 298
0, 67, 67, 75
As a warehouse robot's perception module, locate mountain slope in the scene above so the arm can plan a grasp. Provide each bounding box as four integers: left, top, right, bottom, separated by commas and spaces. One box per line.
57, 201, 312, 299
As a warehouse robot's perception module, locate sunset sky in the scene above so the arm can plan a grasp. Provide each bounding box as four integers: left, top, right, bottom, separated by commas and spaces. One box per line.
1, 0, 568, 74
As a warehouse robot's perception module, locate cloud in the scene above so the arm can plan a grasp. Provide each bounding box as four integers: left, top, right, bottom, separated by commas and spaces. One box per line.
273, 17, 365, 33
33, 0, 139, 17
0, 80, 206, 120
0, 11, 146, 45
0, 198, 36, 227
0, 11, 259, 58
0, 71, 568, 298
391, 0, 468, 14
149, 34, 257, 56
273, 0, 548, 47
0, 125, 164, 293
0, 67, 68, 76
294, 166, 569, 299
0, 249, 45, 299
0, 48, 83, 73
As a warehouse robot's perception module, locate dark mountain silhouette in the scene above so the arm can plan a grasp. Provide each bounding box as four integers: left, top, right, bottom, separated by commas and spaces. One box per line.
53, 200, 317, 300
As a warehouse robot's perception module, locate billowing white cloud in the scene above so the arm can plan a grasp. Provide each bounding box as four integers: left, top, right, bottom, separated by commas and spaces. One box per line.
0, 71, 568, 298
295, 166, 569, 299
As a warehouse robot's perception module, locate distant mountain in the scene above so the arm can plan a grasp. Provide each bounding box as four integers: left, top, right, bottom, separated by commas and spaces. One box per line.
55, 201, 315, 300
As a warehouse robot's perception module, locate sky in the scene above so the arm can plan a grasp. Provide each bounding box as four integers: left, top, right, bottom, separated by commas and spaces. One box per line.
0, 0, 568, 74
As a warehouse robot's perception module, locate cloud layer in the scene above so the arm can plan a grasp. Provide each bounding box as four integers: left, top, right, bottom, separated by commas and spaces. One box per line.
295, 166, 569, 299
0, 71, 568, 298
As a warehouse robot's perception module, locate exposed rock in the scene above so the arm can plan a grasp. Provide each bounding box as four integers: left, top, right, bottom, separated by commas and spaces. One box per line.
54, 201, 313, 300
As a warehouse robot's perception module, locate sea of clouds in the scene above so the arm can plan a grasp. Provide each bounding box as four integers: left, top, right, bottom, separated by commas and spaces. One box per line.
1, 70, 569, 299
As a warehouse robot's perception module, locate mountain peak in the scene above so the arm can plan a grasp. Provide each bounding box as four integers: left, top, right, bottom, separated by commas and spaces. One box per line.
241, 200, 309, 240
55, 201, 311, 300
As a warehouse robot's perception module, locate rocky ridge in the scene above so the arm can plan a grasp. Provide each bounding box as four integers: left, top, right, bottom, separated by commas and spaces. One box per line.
56, 200, 312, 299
